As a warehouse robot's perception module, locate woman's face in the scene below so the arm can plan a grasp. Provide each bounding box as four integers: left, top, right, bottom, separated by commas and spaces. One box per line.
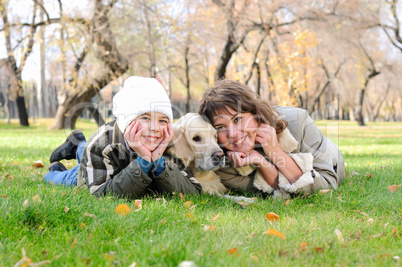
135, 112, 169, 151
212, 107, 259, 153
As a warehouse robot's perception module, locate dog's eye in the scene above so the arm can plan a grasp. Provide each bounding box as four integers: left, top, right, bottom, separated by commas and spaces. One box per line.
192, 135, 201, 142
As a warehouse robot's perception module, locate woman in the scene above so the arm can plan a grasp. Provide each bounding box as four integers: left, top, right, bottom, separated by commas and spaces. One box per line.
198, 79, 345, 198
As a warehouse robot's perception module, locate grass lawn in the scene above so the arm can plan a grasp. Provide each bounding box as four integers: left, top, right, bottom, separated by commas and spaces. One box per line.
0, 118, 401, 266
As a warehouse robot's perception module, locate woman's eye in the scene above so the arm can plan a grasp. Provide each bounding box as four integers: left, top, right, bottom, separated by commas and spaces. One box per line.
192, 135, 201, 142
216, 126, 226, 132
234, 117, 242, 123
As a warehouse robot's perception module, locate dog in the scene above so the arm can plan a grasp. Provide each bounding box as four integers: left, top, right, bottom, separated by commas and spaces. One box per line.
167, 113, 228, 194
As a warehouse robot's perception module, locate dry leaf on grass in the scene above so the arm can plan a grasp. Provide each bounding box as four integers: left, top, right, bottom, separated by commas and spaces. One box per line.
32, 161, 44, 168
246, 232, 256, 239
284, 199, 291, 206
1, 195, 8, 198
393, 227, 398, 238
32, 194, 42, 203
115, 204, 131, 215
263, 228, 286, 239
183, 201, 194, 209
334, 229, 344, 244
266, 212, 279, 222
227, 247, 238, 255
179, 193, 185, 201
365, 173, 372, 178
48, 180, 56, 186
388, 184, 399, 193
318, 189, 331, 195
22, 199, 29, 207
64, 206, 70, 213
134, 200, 142, 211
211, 213, 220, 221
300, 242, 308, 251
83, 212, 96, 218
202, 224, 216, 231
315, 247, 325, 253
71, 237, 77, 248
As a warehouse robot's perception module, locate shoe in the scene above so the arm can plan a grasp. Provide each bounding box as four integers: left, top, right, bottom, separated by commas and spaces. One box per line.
48, 161, 67, 172
49, 129, 86, 163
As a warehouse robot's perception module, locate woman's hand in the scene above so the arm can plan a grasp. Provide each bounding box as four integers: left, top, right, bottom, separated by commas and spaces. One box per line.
150, 123, 174, 162
255, 123, 282, 159
124, 121, 152, 162
227, 150, 265, 168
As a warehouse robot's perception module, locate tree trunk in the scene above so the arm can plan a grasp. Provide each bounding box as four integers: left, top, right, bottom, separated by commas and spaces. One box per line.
50, 0, 129, 129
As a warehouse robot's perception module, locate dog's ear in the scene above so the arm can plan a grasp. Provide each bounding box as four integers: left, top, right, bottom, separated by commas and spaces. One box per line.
170, 115, 195, 166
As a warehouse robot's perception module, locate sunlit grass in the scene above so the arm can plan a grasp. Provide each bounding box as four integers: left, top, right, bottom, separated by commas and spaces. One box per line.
0, 119, 401, 266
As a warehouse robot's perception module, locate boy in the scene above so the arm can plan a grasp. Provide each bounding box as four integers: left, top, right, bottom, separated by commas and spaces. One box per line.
45, 76, 201, 199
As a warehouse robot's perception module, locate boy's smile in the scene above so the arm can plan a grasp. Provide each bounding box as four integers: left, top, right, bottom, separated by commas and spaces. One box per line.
135, 112, 169, 152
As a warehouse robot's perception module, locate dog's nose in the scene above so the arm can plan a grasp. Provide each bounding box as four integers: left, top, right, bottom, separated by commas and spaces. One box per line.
212, 151, 224, 158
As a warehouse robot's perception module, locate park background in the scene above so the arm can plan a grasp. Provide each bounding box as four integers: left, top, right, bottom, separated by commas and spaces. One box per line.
0, 0, 401, 266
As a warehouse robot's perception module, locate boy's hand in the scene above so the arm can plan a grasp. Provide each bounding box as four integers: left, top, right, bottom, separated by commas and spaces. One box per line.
124, 121, 152, 162
151, 123, 173, 161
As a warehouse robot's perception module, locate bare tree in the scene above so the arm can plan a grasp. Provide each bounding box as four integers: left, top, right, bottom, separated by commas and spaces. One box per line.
380, 0, 402, 52
50, 0, 129, 129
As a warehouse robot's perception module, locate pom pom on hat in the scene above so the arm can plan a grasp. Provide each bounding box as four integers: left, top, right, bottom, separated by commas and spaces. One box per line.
112, 76, 173, 133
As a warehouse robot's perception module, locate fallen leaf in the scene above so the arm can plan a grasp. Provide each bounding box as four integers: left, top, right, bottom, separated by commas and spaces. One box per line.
300, 242, 308, 251
250, 255, 259, 261
203, 224, 216, 231
80, 223, 87, 228
227, 247, 238, 255
104, 254, 114, 261
266, 212, 279, 222
373, 233, 384, 238
284, 199, 291, 206
319, 189, 331, 195
32, 161, 44, 168
83, 212, 96, 218
393, 227, 398, 238
378, 253, 389, 259
49, 180, 56, 186
315, 247, 325, 253
334, 229, 344, 244
388, 184, 398, 193
64, 206, 70, 213
32, 194, 42, 203
1, 194, 8, 198
381, 165, 390, 169
134, 200, 142, 211
263, 229, 286, 239
183, 201, 194, 209
365, 173, 372, 178
115, 204, 131, 215
179, 193, 185, 201
71, 237, 77, 248
352, 171, 360, 176
22, 199, 29, 207
159, 218, 167, 225
366, 161, 373, 165
178, 261, 196, 267
211, 213, 220, 221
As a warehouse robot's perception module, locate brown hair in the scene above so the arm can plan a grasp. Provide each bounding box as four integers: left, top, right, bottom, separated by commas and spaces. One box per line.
198, 79, 287, 134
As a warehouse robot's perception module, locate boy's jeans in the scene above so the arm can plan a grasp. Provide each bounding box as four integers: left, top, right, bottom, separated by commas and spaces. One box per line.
44, 141, 86, 186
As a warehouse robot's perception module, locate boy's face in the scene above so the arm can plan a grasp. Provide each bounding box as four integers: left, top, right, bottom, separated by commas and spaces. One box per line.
134, 112, 170, 151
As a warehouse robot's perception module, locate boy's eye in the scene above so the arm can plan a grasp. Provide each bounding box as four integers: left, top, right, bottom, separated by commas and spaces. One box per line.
159, 119, 168, 124
140, 116, 150, 121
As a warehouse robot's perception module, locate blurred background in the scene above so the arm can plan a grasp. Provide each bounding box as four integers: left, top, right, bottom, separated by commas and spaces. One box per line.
0, 0, 401, 129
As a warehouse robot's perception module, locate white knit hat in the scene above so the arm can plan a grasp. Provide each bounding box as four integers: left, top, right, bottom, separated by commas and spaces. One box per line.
112, 76, 173, 133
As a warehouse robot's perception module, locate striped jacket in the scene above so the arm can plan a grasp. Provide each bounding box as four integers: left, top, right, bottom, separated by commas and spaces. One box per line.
77, 120, 202, 198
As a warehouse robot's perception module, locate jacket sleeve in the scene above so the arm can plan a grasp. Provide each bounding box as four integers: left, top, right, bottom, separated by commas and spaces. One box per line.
298, 110, 342, 191
79, 139, 153, 199
149, 159, 202, 194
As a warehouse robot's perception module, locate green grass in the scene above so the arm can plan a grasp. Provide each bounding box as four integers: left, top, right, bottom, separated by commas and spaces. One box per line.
0, 119, 401, 266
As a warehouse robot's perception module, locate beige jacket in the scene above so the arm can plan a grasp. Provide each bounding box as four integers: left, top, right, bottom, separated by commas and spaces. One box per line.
215, 106, 345, 199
